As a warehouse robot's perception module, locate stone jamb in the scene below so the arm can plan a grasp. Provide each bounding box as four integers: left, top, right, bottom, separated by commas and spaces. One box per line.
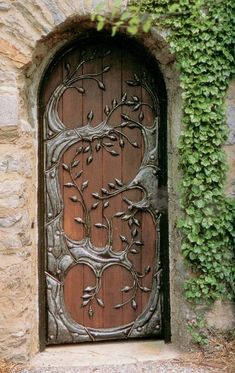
25, 17, 188, 353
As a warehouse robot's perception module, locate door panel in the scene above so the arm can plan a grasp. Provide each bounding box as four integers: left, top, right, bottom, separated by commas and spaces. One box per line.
41, 38, 164, 344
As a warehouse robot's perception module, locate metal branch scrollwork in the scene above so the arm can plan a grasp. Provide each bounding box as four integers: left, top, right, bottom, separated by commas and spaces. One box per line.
44, 45, 162, 344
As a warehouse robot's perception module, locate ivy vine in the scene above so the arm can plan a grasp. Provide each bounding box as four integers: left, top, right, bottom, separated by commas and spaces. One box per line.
92, 0, 235, 303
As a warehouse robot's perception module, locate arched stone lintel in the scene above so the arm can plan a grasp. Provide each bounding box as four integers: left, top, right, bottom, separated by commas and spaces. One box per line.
23, 16, 189, 357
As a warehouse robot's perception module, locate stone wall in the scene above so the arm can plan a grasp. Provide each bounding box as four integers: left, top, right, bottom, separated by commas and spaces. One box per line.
224, 78, 235, 198
0, 0, 234, 363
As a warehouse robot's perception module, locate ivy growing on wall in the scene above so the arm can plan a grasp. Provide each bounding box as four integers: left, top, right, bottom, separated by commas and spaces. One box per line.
92, 0, 235, 303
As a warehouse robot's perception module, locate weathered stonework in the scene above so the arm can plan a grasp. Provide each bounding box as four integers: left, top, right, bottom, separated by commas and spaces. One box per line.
224, 79, 235, 198
0, 0, 233, 364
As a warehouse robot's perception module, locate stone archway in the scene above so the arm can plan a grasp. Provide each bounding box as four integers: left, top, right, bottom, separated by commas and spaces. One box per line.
39, 33, 169, 345
33, 23, 185, 353
0, 4, 185, 361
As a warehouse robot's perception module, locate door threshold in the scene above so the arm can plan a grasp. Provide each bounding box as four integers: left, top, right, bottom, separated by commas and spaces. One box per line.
28, 340, 179, 372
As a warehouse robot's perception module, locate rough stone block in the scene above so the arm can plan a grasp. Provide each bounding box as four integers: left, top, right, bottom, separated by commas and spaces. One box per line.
41, 0, 65, 24
206, 300, 235, 330
0, 125, 18, 143
0, 3, 11, 11
0, 232, 23, 250
0, 179, 26, 209
0, 39, 29, 67
0, 153, 32, 177
0, 72, 16, 86
226, 105, 235, 144
0, 95, 18, 126
0, 211, 22, 228
226, 78, 235, 145
223, 144, 235, 197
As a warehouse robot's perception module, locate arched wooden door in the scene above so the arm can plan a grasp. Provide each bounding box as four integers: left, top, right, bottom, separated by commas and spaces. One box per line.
40, 36, 167, 345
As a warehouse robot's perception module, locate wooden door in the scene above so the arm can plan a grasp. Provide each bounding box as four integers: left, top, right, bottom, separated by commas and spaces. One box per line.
40, 37, 165, 344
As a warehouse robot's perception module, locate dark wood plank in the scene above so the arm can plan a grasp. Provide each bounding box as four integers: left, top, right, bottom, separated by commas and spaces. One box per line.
140, 67, 157, 312
102, 46, 124, 328
62, 48, 83, 129
82, 45, 104, 328
64, 264, 85, 325
43, 39, 161, 340
121, 51, 143, 325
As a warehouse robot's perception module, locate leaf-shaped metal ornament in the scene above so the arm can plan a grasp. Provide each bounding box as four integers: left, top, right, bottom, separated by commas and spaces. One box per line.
95, 223, 107, 229
120, 235, 128, 242
145, 265, 151, 274
96, 298, 104, 307
131, 299, 137, 310
84, 286, 96, 292
104, 142, 113, 147
74, 217, 85, 224
98, 81, 105, 90
128, 218, 133, 228
130, 248, 138, 254
96, 143, 101, 151
121, 92, 127, 102
126, 80, 136, 86
121, 214, 131, 221
112, 98, 117, 107
104, 49, 111, 56
132, 142, 139, 148
83, 146, 90, 153
103, 65, 110, 72
109, 135, 117, 141
119, 138, 125, 148
126, 100, 134, 106
65, 62, 71, 76
104, 105, 110, 115
81, 180, 89, 191
114, 303, 122, 309
91, 202, 99, 209
76, 146, 83, 155
75, 170, 83, 179
101, 188, 108, 194
132, 96, 139, 102
110, 150, 119, 156
115, 178, 123, 186
87, 155, 93, 165
127, 123, 136, 128
139, 111, 144, 121
82, 293, 92, 299
103, 201, 109, 208
132, 228, 138, 237
134, 73, 140, 82
128, 218, 133, 227
81, 299, 90, 307
121, 286, 131, 293
71, 160, 79, 168
70, 195, 79, 202
133, 104, 141, 111
88, 306, 94, 318
120, 121, 128, 127
92, 193, 100, 199
142, 287, 151, 292
87, 110, 94, 121
114, 211, 125, 217
135, 240, 143, 246
108, 182, 116, 189
133, 218, 140, 227
62, 163, 69, 171
64, 183, 74, 188
76, 87, 85, 94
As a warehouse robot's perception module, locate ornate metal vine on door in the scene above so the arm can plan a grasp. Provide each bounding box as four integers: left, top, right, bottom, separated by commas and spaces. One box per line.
44, 46, 162, 343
